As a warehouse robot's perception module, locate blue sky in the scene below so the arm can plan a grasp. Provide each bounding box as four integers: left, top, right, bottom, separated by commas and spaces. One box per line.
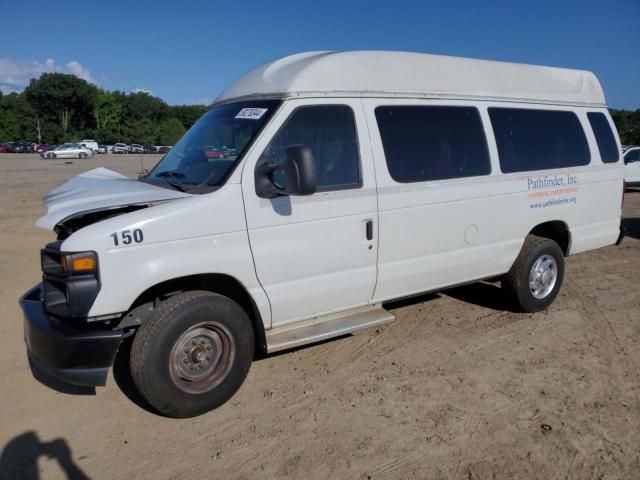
1, 0, 638, 108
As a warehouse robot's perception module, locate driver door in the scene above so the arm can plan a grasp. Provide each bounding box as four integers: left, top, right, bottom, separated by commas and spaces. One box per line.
241, 99, 378, 327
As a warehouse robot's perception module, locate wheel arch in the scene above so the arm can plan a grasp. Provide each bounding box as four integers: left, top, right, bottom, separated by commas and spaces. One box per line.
126, 273, 267, 356
528, 220, 571, 256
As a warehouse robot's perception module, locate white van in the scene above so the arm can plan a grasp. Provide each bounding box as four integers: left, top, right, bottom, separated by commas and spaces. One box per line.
20, 51, 624, 417
80, 139, 99, 153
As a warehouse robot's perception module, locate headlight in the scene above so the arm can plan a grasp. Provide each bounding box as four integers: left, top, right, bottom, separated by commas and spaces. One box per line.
43, 248, 97, 276
41, 243, 101, 318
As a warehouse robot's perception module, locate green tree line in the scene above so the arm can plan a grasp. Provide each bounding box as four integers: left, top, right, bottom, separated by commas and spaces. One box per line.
0, 72, 638, 147
0, 73, 207, 145
610, 109, 640, 145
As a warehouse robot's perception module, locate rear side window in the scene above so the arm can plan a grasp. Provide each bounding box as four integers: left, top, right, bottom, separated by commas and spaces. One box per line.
489, 108, 590, 173
375, 106, 491, 183
262, 105, 361, 191
587, 112, 619, 163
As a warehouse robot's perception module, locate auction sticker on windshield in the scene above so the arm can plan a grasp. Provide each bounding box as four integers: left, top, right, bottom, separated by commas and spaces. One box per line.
235, 108, 268, 120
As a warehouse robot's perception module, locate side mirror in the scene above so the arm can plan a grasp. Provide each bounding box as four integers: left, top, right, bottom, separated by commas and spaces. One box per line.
255, 145, 317, 199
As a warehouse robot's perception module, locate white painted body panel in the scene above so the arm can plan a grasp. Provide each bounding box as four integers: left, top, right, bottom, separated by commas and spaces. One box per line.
61, 183, 272, 327
216, 51, 605, 107
37, 167, 191, 229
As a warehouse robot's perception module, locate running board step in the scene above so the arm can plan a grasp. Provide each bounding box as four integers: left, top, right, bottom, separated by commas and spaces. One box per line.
266, 305, 395, 353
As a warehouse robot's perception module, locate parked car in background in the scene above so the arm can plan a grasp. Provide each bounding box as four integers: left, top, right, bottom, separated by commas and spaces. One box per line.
143, 144, 158, 154
8, 141, 34, 153
129, 143, 144, 153
43, 144, 94, 159
35, 144, 50, 153
0, 144, 9, 153
158, 146, 171, 154
624, 146, 640, 187
112, 143, 129, 154
222, 146, 238, 158
80, 140, 99, 153
97, 145, 108, 154
205, 146, 225, 159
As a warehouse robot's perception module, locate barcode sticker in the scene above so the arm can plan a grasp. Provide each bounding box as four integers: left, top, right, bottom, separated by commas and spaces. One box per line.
235, 108, 268, 120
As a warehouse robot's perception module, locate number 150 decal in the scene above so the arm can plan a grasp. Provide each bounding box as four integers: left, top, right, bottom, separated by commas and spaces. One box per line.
110, 229, 144, 246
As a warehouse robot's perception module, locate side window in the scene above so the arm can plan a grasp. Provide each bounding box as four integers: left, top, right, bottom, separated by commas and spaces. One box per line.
261, 105, 361, 191
489, 108, 590, 173
587, 112, 619, 163
374, 106, 491, 183
626, 149, 640, 163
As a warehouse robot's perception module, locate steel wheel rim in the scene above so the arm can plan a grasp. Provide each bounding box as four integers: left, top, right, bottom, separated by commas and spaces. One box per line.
529, 254, 558, 300
169, 321, 235, 394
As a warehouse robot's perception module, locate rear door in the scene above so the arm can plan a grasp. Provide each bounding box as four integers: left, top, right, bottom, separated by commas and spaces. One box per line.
242, 98, 378, 327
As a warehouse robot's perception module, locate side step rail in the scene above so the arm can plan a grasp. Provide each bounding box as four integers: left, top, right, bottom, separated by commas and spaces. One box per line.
266, 304, 395, 353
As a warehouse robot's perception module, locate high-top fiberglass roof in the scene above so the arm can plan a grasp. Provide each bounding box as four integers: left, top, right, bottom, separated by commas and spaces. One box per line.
215, 51, 605, 107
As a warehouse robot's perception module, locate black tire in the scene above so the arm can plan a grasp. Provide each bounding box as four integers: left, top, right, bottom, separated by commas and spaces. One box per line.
502, 235, 565, 313
130, 291, 254, 418
79, 152, 87, 159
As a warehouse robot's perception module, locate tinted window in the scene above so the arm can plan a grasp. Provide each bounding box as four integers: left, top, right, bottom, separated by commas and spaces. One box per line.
262, 105, 360, 190
626, 149, 640, 163
489, 108, 590, 173
375, 106, 491, 183
587, 112, 619, 163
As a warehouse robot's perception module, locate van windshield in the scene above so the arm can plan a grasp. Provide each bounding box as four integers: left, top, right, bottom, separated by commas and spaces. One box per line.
145, 100, 281, 192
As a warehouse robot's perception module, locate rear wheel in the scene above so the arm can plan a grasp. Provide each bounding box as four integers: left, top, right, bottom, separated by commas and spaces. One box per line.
502, 235, 565, 312
130, 291, 254, 418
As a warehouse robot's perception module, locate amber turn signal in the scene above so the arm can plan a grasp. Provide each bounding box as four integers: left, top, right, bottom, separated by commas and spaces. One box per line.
71, 256, 96, 272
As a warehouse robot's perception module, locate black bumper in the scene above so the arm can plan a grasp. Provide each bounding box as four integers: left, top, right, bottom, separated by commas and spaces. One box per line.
20, 284, 123, 387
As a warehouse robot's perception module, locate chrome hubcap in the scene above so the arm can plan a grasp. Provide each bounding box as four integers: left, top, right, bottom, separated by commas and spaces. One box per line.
169, 321, 235, 394
529, 254, 558, 299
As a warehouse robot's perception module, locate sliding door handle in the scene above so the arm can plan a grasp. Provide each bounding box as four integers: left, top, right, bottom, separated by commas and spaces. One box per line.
366, 220, 373, 241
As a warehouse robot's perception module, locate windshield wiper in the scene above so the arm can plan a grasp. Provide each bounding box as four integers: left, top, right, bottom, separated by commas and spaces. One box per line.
154, 170, 187, 192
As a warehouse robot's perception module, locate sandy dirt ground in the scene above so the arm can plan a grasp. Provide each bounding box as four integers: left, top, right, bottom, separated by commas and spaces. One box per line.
0, 153, 638, 480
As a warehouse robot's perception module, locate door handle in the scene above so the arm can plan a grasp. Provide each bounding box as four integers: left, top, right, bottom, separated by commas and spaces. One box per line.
366, 220, 373, 241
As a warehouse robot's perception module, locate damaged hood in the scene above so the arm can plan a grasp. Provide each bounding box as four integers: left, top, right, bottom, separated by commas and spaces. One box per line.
37, 167, 191, 229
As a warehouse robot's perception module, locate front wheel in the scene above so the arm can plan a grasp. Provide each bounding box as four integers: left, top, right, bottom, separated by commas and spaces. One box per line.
79, 152, 87, 159
502, 235, 565, 312
130, 291, 254, 418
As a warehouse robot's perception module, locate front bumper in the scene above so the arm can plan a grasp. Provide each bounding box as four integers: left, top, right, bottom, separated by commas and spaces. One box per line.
20, 284, 123, 387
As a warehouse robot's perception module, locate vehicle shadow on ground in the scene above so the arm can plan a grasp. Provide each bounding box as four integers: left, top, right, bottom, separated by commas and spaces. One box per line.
384, 282, 515, 313
622, 217, 640, 240
111, 337, 156, 414
442, 281, 516, 312
0, 431, 90, 480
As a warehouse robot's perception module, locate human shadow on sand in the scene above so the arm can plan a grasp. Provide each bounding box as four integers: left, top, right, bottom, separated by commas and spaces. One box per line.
0, 431, 90, 480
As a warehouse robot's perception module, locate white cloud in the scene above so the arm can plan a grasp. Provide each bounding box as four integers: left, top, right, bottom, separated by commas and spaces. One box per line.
0, 57, 97, 93
132, 87, 153, 95
65, 60, 96, 84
